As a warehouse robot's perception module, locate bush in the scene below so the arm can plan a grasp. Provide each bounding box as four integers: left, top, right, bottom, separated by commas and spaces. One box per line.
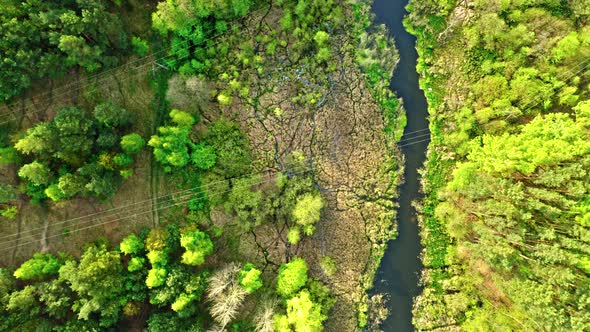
120, 133, 146, 154
0, 184, 17, 204
131, 37, 149, 57
0, 147, 19, 165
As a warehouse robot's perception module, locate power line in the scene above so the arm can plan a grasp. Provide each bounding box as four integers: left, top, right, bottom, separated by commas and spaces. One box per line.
398, 137, 431, 149
5, 13, 589, 254
0, 129, 434, 245
0, 164, 313, 252
0, 18, 257, 125
0, 128, 433, 242
516, 56, 590, 113
0, 165, 305, 241
1, 135, 437, 253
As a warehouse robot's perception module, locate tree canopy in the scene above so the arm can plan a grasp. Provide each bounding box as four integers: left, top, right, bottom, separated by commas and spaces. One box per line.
13, 104, 142, 202
0, 0, 127, 100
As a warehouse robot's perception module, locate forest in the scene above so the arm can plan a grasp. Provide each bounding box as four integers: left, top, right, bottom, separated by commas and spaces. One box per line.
0, 0, 402, 331
2, 0, 587, 331
406, 0, 590, 331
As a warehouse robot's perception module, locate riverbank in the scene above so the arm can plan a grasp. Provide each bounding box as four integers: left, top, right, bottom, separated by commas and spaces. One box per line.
406, 1, 590, 330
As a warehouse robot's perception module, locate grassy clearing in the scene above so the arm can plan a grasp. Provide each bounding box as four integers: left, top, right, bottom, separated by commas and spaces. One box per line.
0, 55, 182, 265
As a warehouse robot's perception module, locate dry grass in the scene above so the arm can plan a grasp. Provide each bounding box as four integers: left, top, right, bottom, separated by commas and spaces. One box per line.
212, 19, 400, 327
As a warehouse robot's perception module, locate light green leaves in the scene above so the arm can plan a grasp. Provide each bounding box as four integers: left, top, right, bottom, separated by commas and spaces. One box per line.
276, 258, 308, 298
14, 253, 62, 280
180, 229, 214, 266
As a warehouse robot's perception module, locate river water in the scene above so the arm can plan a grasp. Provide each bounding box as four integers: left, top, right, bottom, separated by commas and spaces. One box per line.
371, 0, 430, 331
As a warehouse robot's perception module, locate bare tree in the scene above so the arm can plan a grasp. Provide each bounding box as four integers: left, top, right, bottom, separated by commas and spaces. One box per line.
166, 74, 213, 114
207, 263, 248, 331
254, 298, 277, 332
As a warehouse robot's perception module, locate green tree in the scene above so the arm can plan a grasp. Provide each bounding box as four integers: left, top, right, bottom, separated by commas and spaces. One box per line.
436, 105, 590, 330
14, 253, 62, 280
275, 290, 326, 332
191, 143, 217, 170
58, 245, 124, 327
180, 229, 214, 266
127, 257, 145, 272
276, 258, 308, 298
37, 279, 73, 319
0, 268, 15, 307
151, 0, 252, 75
204, 119, 252, 177
6, 286, 39, 315
239, 263, 263, 294
170, 271, 209, 317
288, 227, 301, 245
169, 109, 195, 128
93, 102, 132, 128
57, 173, 87, 198
18, 161, 53, 186
147, 250, 168, 268
292, 193, 324, 235
119, 234, 144, 255
58, 35, 103, 72
120, 133, 146, 154
150, 265, 191, 306
113, 153, 133, 168
45, 183, 67, 202
131, 36, 149, 56
52, 107, 95, 165
466, 113, 590, 176
149, 125, 192, 169
146, 312, 204, 332
146, 268, 168, 289
225, 176, 263, 228
13, 103, 136, 201
551, 32, 581, 63
14, 123, 56, 155
0, 0, 127, 100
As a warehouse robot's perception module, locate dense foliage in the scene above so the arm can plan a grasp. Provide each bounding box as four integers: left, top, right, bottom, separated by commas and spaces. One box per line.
0, 0, 127, 100
12, 104, 144, 202
273, 259, 334, 332
0, 225, 282, 330
152, 0, 253, 75
407, 0, 590, 330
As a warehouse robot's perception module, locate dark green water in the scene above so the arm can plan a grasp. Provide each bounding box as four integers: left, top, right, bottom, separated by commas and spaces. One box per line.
371, 0, 429, 331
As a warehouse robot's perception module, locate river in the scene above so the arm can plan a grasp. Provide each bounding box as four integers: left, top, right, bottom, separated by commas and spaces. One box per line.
370, 0, 430, 331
